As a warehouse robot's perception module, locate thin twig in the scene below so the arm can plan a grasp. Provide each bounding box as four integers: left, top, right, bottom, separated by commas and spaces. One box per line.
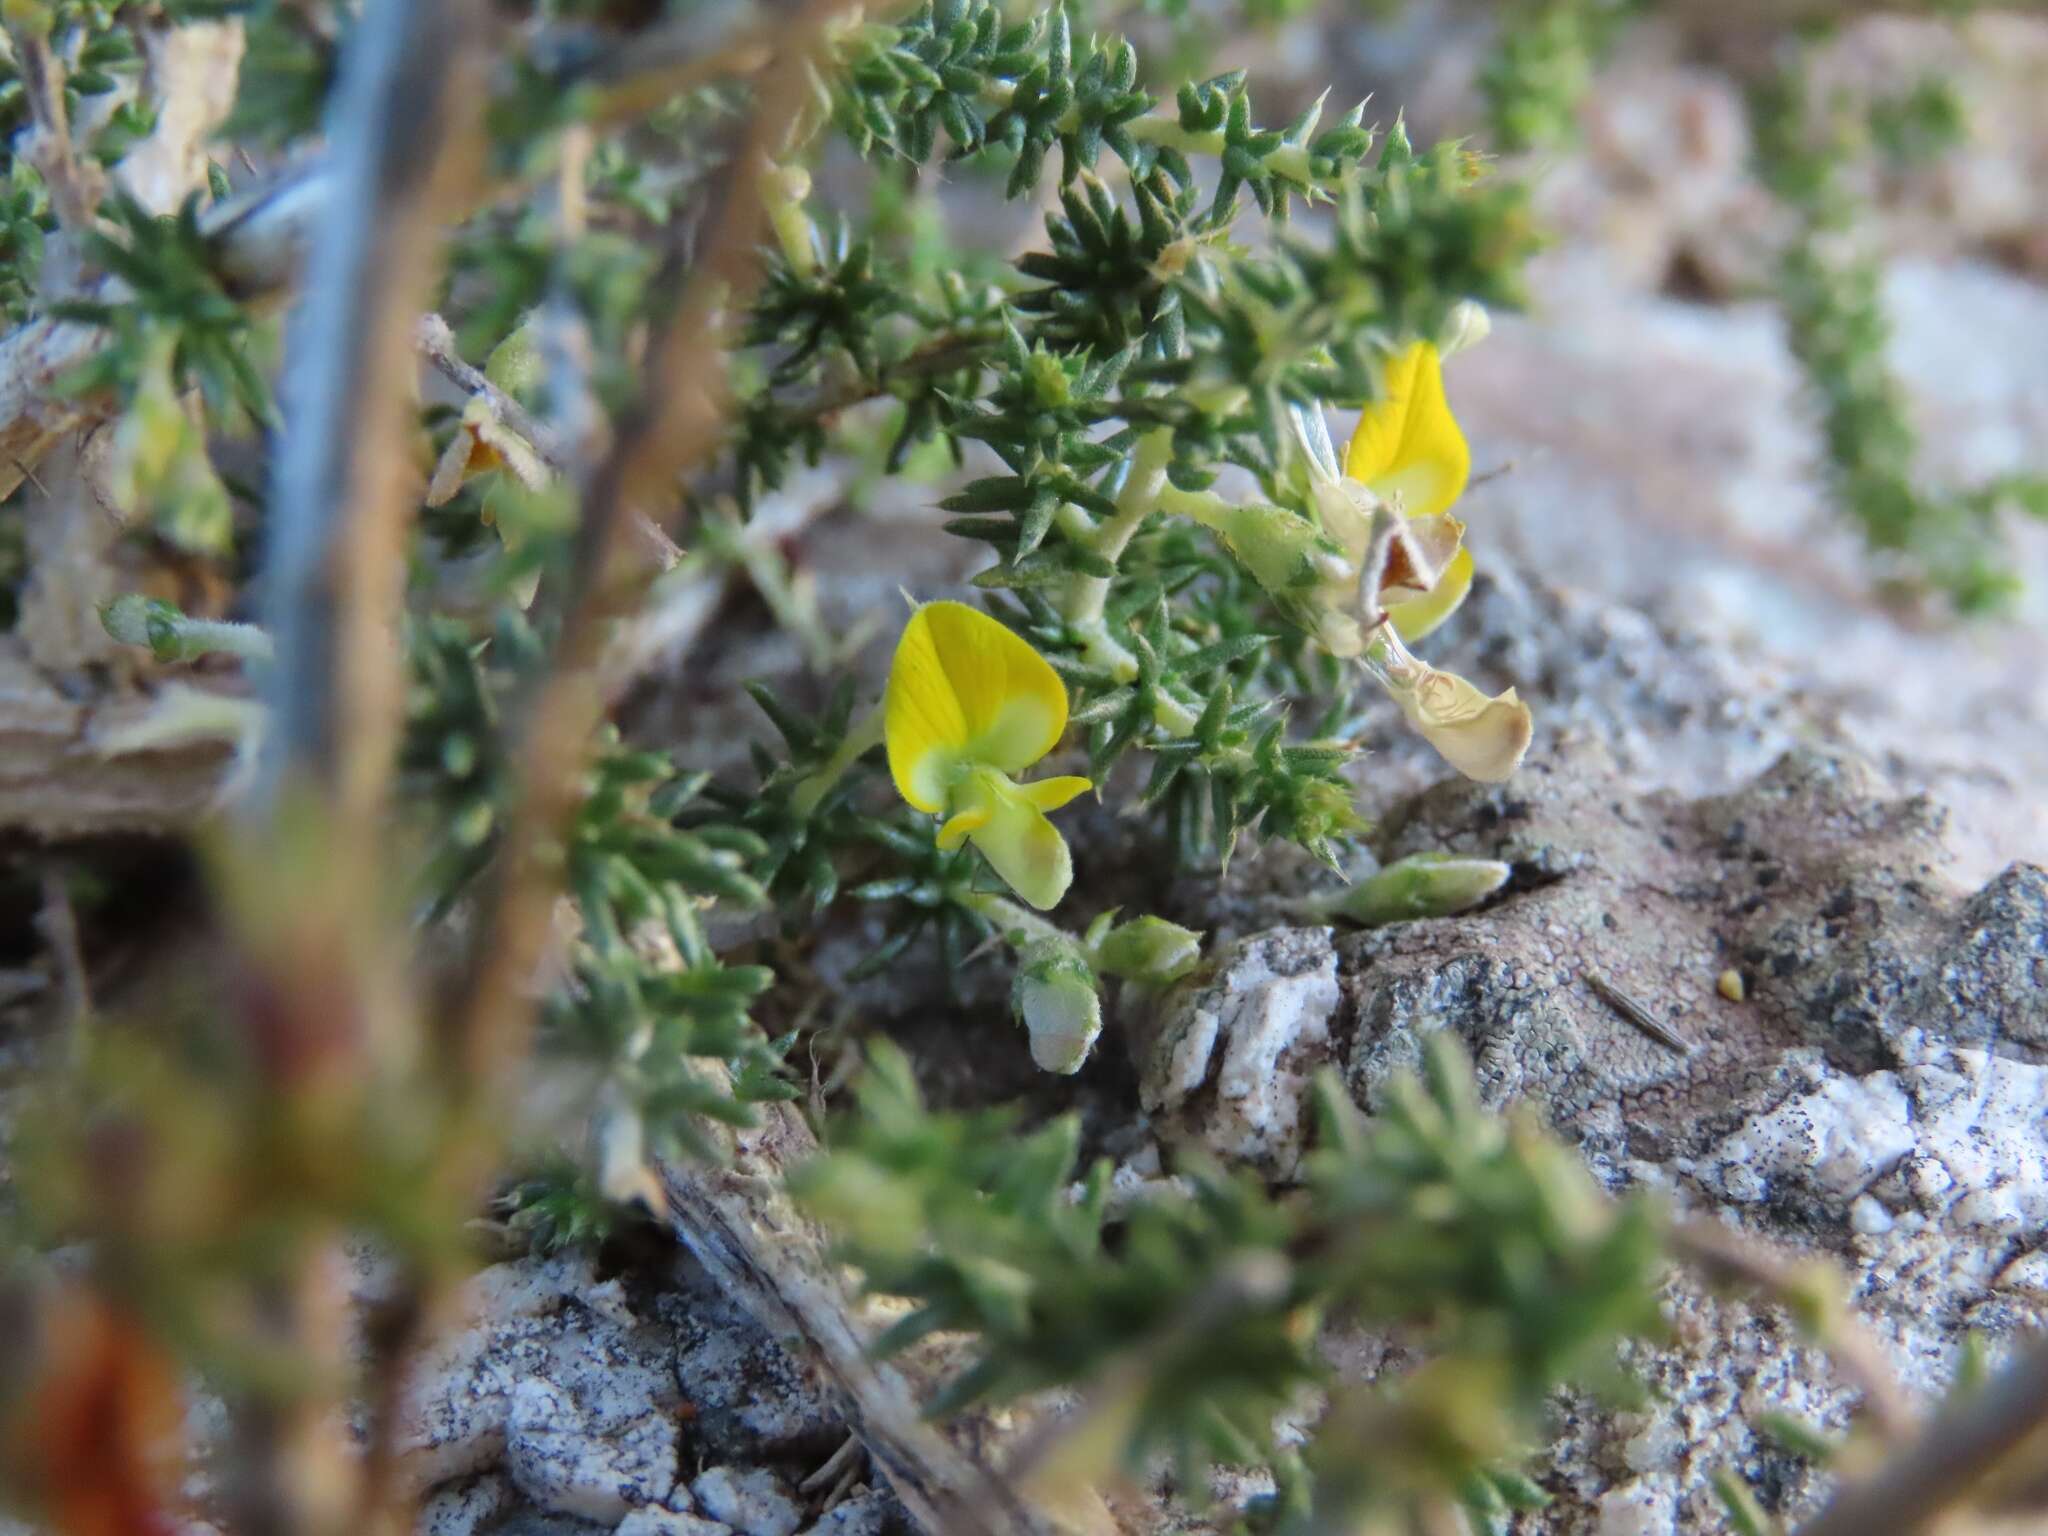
657, 1096, 1051, 1536
415, 312, 568, 468
234, 3, 488, 1535
448, 0, 856, 1091
36, 864, 92, 1027
254, 0, 488, 816
1792, 1333, 2048, 1536
8, 27, 100, 235
799, 1433, 865, 1495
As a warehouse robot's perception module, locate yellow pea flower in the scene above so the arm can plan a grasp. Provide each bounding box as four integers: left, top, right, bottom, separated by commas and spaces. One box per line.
885, 601, 1092, 912
1344, 340, 1474, 642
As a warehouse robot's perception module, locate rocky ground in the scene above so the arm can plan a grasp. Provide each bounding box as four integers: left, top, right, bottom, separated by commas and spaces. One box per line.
422, 12, 2048, 1531
5, 9, 2047, 1536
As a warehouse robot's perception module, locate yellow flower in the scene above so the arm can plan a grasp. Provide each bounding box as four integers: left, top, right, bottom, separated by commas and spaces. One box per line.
885, 601, 1091, 911
1344, 340, 1474, 642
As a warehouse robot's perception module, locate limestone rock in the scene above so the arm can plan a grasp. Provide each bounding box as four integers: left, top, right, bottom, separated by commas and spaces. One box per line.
616, 1509, 738, 1536
689, 1467, 803, 1536
658, 1249, 841, 1463
1133, 926, 1341, 1177
797, 1492, 899, 1536
504, 1378, 678, 1521
417, 1475, 515, 1536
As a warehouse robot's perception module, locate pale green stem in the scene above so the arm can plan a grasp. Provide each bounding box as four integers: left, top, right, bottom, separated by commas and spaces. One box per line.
103, 595, 276, 666
1358, 619, 1423, 695
169, 617, 277, 665
790, 704, 884, 817
1061, 430, 1174, 683
1157, 483, 1236, 525
960, 889, 1070, 951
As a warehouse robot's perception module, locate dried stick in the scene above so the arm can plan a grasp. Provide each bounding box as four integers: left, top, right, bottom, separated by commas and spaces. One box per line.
657, 1098, 1051, 1536
229, 3, 487, 1534
253, 0, 488, 813
415, 311, 568, 467
6, 26, 101, 235
1794, 1335, 2048, 1536
447, 0, 853, 1091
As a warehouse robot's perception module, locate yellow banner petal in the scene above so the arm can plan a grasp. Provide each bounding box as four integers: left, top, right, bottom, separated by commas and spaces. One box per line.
1344, 341, 1471, 522
885, 601, 1068, 812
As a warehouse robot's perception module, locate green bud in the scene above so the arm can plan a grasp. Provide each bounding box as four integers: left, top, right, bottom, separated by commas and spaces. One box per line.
1011, 938, 1103, 1074
100, 592, 182, 657
1089, 913, 1202, 989
99, 593, 274, 666
1329, 852, 1510, 926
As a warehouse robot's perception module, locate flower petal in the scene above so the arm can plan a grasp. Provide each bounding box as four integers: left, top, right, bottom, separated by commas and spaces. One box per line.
1018, 775, 1092, 813
936, 805, 991, 850
1344, 341, 1470, 521
1396, 670, 1532, 783
885, 601, 1067, 811
962, 772, 1076, 911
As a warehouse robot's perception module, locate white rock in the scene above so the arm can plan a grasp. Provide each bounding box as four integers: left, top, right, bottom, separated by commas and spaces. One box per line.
1848, 1194, 1894, 1235
1995, 1248, 2048, 1298
799, 1492, 895, 1536
617, 1510, 736, 1536
690, 1466, 803, 1536
1619, 1414, 1685, 1475
398, 1250, 685, 1509
1710, 1064, 1915, 1206
1593, 1476, 1677, 1536
416, 1473, 513, 1536
1137, 928, 1341, 1174
504, 1378, 678, 1522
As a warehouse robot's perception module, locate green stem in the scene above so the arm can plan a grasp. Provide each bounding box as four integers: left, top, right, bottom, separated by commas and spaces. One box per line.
960, 889, 1069, 950
790, 705, 884, 817
1059, 429, 1172, 680
174, 617, 277, 665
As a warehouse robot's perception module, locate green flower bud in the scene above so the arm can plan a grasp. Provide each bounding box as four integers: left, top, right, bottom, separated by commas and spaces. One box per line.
1331, 852, 1510, 926
1011, 938, 1103, 1074
100, 593, 183, 659
1089, 913, 1203, 990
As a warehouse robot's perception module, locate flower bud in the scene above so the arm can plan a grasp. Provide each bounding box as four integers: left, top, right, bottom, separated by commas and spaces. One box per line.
1012, 939, 1103, 1074
1089, 913, 1202, 989
99, 594, 181, 659
1333, 853, 1511, 926
1438, 299, 1491, 359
